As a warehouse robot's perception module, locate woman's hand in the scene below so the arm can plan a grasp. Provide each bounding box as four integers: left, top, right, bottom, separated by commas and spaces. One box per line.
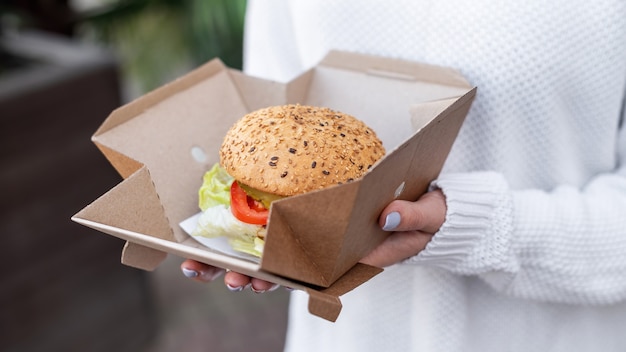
181, 189, 446, 291
362, 189, 446, 267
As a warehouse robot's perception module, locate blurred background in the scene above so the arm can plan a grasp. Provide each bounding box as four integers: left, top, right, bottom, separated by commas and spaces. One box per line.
0, 1, 289, 351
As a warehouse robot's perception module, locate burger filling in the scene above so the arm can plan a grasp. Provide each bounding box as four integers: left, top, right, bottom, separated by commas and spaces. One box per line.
230, 181, 270, 225
192, 163, 282, 257
238, 183, 284, 210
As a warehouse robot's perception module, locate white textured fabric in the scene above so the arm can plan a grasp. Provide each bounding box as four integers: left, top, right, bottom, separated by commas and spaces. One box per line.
243, 1, 626, 351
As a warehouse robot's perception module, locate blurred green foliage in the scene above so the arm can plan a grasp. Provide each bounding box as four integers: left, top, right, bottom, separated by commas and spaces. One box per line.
77, 0, 246, 95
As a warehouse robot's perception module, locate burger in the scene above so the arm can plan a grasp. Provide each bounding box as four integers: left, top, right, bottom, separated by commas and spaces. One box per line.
192, 104, 386, 257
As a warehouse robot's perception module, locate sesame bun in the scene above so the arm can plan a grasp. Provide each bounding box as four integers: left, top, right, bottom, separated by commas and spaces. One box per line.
219, 104, 385, 196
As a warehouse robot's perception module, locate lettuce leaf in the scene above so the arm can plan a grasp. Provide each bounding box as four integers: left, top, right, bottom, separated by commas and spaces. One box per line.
198, 163, 234, 211
192, 204, 264, 257
230, 236, 265, 258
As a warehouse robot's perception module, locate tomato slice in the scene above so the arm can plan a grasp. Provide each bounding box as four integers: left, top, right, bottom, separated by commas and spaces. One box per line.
230, 181, 269, 225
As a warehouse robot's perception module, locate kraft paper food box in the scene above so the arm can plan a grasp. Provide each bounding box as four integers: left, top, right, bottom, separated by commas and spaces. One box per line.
72, 50, 475, 322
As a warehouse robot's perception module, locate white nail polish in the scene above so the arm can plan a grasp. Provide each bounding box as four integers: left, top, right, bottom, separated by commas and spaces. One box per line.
268, 284, 280, 292
226, 283, 243, 292
251, 286, 266, 294
252, 283, 279, 294
182, 268, 199, 278
383, 211, 401, 231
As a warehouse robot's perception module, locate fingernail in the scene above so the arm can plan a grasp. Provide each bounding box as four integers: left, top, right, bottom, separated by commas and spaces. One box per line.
182, 268, 199, 278
251, 286, 266, 294
227, 283, 251, 292
226, 283, 244, 292
269, 284, 280, 292
252, 283, 280, 294
383, 211, 401, 231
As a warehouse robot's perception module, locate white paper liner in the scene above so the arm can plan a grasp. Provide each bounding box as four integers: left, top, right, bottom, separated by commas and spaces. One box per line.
179, 213, 261, 263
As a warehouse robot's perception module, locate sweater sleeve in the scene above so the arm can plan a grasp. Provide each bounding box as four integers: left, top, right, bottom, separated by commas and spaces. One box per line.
405, 118, 626, 305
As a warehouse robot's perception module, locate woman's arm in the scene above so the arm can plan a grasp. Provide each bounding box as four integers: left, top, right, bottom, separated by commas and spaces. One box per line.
407, 121, 626, 305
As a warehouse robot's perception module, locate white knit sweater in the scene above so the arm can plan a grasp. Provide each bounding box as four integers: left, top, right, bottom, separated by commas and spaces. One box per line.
244, 1, 626, 351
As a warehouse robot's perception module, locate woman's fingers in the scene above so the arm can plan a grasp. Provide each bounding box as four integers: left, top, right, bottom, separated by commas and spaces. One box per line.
223, 271, 280, 293
180, 259, 225, 282
224, 271, 280, 293
250, 277, 280, 293
379, 189, 446, 233
223, 270, 252, 291
181, 259, 279, 293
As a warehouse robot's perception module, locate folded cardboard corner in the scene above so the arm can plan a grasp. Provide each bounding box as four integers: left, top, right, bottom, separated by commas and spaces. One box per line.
72, 50, 475, 322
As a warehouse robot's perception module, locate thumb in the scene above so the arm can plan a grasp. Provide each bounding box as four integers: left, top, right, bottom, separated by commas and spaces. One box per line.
379, 189, 446, 234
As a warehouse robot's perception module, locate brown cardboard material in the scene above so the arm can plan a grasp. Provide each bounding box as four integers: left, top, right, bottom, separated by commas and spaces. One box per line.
72, 50, 475, 322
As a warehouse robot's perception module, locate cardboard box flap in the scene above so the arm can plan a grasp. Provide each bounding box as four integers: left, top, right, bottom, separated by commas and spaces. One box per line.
306, 262, 384, 322
410, 96, 462, 131
94, 142, 144, 179
263, 181, 362, 286
92, 61, 251, 242
94, 59, 230, 137
320, 50, 471, 89
261, 88, 476, 287
301, 51, 471, 151
227, 69, 287, 112
73, 166, 174, 243
121, 241, 168, 271
380, 89, 477, 203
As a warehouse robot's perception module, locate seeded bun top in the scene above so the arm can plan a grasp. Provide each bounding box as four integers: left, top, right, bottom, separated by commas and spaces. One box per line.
219, 104, 386, 196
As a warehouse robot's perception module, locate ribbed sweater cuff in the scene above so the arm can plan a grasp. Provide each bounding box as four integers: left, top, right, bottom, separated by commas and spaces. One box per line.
404, 172, 514, 275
